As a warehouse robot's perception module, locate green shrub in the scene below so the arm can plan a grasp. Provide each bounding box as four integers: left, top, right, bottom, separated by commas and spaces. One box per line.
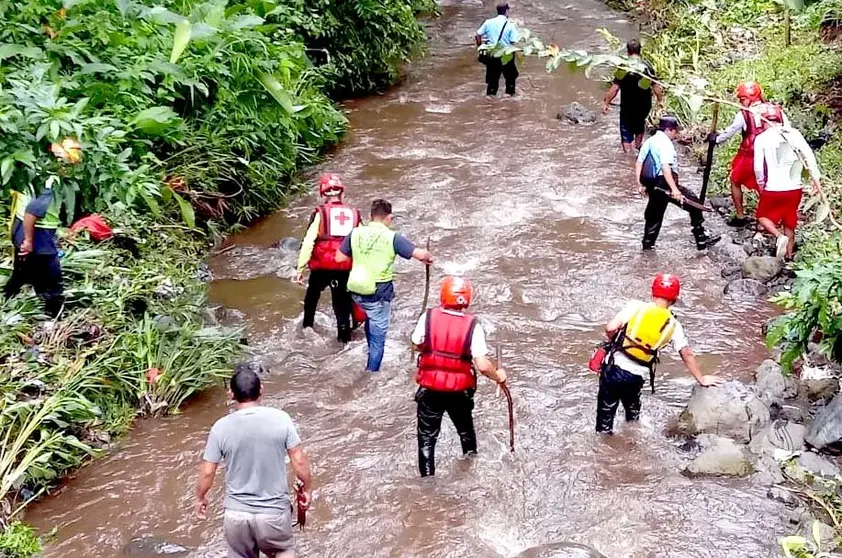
0, 522, 40, 558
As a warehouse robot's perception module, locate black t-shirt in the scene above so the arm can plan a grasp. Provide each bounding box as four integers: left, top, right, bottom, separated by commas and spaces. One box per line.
614, 58, 656, 122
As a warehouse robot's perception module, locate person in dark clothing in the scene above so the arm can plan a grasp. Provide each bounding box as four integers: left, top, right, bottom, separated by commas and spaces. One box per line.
4, 181, 64, 318
602, 39, 665, 152
476, 3, 520, 96
411, 276, 507, 477
636, 116, 721, 251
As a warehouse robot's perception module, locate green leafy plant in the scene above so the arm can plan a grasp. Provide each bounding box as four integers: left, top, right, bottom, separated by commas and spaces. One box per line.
0, 521, 40, 558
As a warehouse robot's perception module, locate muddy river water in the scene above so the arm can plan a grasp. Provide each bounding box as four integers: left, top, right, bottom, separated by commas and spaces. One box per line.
28, 1, 792, 556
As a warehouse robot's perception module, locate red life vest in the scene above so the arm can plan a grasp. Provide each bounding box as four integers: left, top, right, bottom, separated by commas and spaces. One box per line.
416, 308, 478, 392
308, 202, 360, 271
738, 105, 769, 153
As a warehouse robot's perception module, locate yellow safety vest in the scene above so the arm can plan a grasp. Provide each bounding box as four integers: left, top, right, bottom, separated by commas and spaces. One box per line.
620, 303, 676, 364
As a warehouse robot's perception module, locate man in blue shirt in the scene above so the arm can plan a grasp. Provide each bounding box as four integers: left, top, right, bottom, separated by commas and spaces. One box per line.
4, 181, 65, 317
476, 3, 520, 96
636, 117, 720, 251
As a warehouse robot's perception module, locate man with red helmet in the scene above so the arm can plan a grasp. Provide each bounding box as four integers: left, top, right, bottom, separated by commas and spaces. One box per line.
753, 103, 822, 260
295, 173, 361, 343
411, 276, 507, 476
595, 274, 723, 434
708, 81, 789, 227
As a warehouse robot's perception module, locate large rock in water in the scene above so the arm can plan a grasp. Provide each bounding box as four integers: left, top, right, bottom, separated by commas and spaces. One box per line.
678, 381, 770, 442
755, 359, 798, 405
742, 256, 783, 283
514, 542, 607, 558
724, 278, 768, 298
796, 451, 841, 479
710, 236, 750, 265
558, 102, 597, 124
748, 421, 806, 457
684, 434, 754, 477
806, 393, 842, 449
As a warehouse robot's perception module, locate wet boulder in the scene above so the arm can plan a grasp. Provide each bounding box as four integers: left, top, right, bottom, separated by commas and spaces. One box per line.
275, 236, 301, 252
724, 278, 768, 298
721, 264, 742, 280
748, 421, 806, 457
742, 256, 783, 283
514, 542, 608, 558
683, 434, 754, 477
799, 520, 839, 551
806, 393, 842, 449
710, 237, 749, 265
123, 537, 191, 557
709, 195, 734, 215
793, 451, 841, 480
800, 364, 840, 403
678, 380, 770, 442
755, 359, 797, 405
767, 486, 799, 506
196, 262, 214, 282
558, 102, 597, 124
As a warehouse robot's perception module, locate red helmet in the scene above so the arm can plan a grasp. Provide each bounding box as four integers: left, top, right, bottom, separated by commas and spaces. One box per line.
736, 81, 763, 103
318, 173, 344, 196
652, 273, 680, 302
763, 103, 783, 123
441, 276, 473, 310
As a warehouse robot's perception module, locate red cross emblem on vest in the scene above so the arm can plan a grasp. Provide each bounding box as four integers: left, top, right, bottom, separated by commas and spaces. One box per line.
334, 211, 351, 226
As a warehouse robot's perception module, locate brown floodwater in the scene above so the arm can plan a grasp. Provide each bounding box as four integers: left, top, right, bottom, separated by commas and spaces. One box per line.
28, 1, 791, 556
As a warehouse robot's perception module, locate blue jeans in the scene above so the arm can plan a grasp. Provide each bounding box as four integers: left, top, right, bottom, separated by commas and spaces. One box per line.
352, 296, 392, 372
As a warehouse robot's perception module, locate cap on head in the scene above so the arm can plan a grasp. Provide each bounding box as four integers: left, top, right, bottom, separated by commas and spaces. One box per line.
658, 116, 680, 131
50, 138, 82, 165
763, 103, 784, 123
736, 81, 764, 103
441, 276, 473, 310
652, 273, 680, 302
318, 173, 344, 197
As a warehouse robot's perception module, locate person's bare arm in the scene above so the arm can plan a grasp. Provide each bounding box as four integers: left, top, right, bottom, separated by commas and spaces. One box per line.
411, 247, 433, 264
475, 34, 484, 46
288, 446, 312, 509
20, 213, 38, 256
653, 83, 665, 106
474, 355, 507, 384
195, 461, 218, 519
602, 83, 620, 114
679, 347, 724, 387
662, 165, 682, 201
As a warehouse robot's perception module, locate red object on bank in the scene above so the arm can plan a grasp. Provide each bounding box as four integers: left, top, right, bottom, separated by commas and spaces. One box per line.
70, 215, 114, 241
146, 367, 163, 384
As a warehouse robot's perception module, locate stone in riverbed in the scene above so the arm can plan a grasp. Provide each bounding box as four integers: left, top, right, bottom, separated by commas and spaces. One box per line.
123, 537, 191, 557
710, 238, 750, 265
514, 542, 608, 557
748, 421, 806, 457
755, 359, 798, 404
678, 380, 770, 443
724, 278, 768, 298
558, 102, 597, 124
742, 255, 783, 283
768, 486, 799, 506
795, 451, 841, 479
800, 365, 840, 403
683, 434, 754, 477
709, 195, 734, 215
806, 393, 842, 449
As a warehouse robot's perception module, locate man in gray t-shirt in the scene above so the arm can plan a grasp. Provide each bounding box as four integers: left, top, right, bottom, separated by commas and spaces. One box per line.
196, 366, 312, 558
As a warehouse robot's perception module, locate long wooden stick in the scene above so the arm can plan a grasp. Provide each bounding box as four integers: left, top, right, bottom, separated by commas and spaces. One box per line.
419, 237, 430, 318
496, 344, 515, 453
699, 102, 720, 204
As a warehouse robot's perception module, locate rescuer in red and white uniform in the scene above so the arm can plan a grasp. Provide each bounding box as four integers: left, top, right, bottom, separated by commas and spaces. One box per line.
296, 173, 361, 343
410, 276, 507, 477
709, 81, 789, 227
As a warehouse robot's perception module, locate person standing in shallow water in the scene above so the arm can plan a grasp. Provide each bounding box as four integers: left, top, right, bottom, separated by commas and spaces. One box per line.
595, 274, 724, 434
602, 39, 664, 153
195, 365, 312, 558
476, 3, 520, 96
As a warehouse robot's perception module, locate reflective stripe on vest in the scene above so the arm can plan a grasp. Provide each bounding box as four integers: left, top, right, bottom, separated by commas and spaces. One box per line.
11, 188, 61, 230
349, 221, 397, 283
416, 308, 477, 392
620, 303, 676, 365
308, 202, 360, 271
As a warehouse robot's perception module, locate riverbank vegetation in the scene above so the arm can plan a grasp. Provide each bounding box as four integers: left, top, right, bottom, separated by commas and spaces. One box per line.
0, 0, 433, 554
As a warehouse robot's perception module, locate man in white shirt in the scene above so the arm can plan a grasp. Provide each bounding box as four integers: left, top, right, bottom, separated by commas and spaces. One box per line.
596, 274, 723, 434
753, 103, 823, 259
636, 116, 720, 250
411, 276, 507, 476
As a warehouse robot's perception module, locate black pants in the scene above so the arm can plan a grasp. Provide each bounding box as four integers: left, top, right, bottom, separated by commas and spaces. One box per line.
416, 388, 477, 477
643, 178, 707, 249
3, 250, 64, 318
485, 58, 518, 96
303, 269, 352, 342
595, 364, 646, 433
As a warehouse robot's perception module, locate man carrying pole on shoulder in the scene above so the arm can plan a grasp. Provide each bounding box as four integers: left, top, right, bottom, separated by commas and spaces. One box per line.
411, 276, 507, 476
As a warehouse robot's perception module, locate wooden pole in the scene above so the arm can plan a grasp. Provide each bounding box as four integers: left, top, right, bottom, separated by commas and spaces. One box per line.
699, 102, 720, 204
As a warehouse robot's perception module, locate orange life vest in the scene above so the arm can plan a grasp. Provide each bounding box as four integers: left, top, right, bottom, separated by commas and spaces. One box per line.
416, 308, 478, 392
308, 202, 361, 271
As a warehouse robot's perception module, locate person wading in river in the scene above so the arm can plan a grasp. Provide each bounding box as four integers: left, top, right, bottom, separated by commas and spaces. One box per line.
595, 274, 724, 434
195, 365, 312, 558
411, 276, 507, 477
601, 39, 664, 153
708, 81, 790, 227
295, 173, 361, 343
753, 103, 822, 260
475, 3, 520, 97
336, 199, 433, 373
637, 116, 721, 251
